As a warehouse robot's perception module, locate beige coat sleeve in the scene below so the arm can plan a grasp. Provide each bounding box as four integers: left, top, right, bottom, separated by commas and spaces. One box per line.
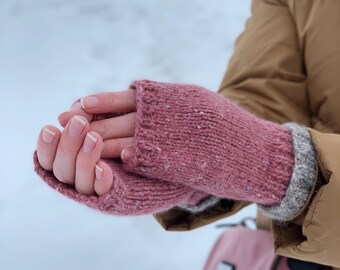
219, 0, 310, 125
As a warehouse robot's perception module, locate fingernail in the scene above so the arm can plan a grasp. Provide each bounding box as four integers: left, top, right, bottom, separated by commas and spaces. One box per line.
71, 101, 82, 110
68, 115, 86, 137
95, 165, 103, 180
83, 132, 97, 152
42, 126, 55, 144
121, 148, 134, 161
81, 96, 99, 109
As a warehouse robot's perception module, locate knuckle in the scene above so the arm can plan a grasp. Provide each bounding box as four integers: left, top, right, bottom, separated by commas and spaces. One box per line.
58, 143, 73, 156
76, 159, 89, 172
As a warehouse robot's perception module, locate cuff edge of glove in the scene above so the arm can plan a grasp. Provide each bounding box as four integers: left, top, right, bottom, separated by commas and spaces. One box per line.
259, 123, 318, 221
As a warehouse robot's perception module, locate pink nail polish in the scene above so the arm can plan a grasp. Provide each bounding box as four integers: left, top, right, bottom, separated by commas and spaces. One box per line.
68, 116, 86, 137
81, 96, 99, 109
83, 133, 97, 152
42, 127, 55, 144
121, 148, 134, 161
95, 165, 103, 180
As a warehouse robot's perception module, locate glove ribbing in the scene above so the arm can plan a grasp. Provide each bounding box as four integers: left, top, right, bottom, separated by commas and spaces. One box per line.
34, 152, 208, 215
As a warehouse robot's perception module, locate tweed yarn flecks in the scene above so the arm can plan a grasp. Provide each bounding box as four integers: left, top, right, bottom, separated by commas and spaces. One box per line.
182, 123, 318, 221
125, 80, 295, 206
33, 152, 209, 215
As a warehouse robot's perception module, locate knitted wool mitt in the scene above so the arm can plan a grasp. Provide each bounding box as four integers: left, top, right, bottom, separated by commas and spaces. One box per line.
123, 80, 317, 220
33, 152, 210, 216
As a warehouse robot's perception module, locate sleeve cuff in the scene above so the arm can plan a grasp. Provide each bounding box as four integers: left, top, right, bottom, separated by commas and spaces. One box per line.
259, 123, 318, 221
177, 196, 221, 214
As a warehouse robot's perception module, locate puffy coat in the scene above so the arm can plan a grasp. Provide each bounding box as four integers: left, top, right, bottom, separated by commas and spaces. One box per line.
153, 0, 340, 268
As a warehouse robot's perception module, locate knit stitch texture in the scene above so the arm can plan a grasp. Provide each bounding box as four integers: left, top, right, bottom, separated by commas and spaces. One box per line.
259, 123, 318, 220
181, 123, 318, 221
125, 80, 296, 206
33, 152, 208, 215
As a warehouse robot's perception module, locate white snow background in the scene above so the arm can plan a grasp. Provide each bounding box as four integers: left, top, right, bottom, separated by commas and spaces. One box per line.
0, 1, 255, 269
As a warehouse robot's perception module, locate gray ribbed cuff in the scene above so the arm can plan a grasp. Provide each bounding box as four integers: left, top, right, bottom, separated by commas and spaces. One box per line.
178, 196, 221, 214
259, 123, 318, 221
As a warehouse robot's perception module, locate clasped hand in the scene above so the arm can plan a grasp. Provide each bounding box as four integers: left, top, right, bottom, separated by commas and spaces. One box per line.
37, 89, 137, 196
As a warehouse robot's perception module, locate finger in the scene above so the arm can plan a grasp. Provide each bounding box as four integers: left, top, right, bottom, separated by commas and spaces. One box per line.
75, 132, 103, 195
120, 147, 134, 163
36, 125, 61, 171
80, 89, 136, 114
94, 160, 113, 196
58, 101, 93, 127
89, 112, 136, 140
101, 137, 135, 158
53, 115, 89, 185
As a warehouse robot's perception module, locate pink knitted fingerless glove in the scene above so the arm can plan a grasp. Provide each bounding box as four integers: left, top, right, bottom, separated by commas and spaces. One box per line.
33, 152, 209, 215
124, 80, 295, 206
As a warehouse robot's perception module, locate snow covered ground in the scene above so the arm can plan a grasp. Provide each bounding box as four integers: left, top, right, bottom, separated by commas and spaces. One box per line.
0, 1, 254, 269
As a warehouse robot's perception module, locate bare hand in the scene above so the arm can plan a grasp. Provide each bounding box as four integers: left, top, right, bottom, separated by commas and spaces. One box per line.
36, 89, 137, 196
58, 89, 137, 160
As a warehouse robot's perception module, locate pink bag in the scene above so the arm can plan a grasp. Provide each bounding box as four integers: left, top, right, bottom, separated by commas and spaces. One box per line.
203, 226, 289, 270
